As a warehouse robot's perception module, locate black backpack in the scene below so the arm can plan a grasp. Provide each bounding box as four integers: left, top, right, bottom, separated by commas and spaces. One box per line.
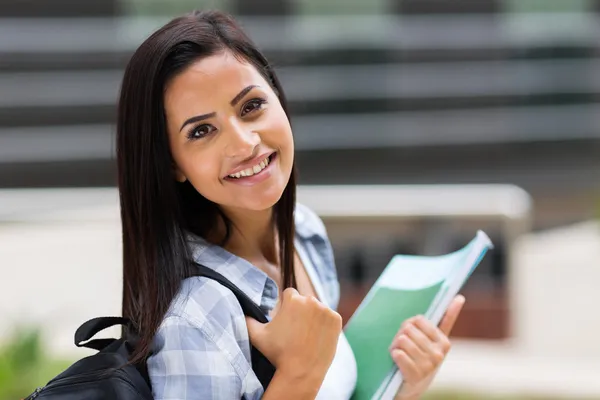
25, 264, 276, 399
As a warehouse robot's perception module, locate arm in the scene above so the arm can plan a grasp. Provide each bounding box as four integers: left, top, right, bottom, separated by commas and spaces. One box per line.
262, 370, 325, 400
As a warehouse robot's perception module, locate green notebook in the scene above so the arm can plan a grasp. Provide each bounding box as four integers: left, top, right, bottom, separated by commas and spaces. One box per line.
345, 230, 494, 400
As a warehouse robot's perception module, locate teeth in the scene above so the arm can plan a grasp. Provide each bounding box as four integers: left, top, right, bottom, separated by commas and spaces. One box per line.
228, 155, 271, 179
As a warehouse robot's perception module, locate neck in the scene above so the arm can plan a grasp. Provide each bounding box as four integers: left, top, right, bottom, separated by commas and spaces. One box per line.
213, 206, 279, 265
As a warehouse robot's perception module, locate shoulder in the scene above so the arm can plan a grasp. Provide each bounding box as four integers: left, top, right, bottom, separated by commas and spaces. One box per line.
147, 277, 261, 399
294, 202, 329, 240
162, 276, 249, 352
161, 276, 250, 360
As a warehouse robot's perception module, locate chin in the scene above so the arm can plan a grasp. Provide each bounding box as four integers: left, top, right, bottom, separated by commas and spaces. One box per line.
221, 160, 293, 212
242, 187, 286, 211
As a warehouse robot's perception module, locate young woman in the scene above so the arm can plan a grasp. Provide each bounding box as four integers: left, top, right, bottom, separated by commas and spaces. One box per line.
116, 9, 465, 400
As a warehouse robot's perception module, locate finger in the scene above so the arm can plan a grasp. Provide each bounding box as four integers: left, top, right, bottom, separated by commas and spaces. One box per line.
277, 287, 299, 315
395, 323, 432, 355
391, 349, 421, 383
412, 315, 441, 343
244, 316, 264, 344
400, 316, 418, 330
281, 287, 300, 303
391, 331, 427, 362
404, 320, 450, 367
393, 316, 417, 342
307, 293, 323, 305
438, 295, 466, 336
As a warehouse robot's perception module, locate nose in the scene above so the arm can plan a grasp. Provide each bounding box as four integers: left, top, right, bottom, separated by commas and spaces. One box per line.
224, 120, 261, 159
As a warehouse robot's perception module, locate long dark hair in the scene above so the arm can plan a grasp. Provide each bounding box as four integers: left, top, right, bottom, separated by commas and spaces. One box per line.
116, 10, 297, 364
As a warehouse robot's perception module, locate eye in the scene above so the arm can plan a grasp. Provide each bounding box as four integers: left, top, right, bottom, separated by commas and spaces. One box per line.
241, 98, 267, 116
187, 124, 216, 140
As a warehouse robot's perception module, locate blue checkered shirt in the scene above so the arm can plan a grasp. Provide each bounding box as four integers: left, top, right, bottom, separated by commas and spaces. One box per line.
147, 203, 341, 399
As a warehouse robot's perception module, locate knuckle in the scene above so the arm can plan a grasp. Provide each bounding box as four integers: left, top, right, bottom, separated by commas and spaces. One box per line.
311, 297, 328, 312
331, 310, 343, 327
389, 337, 399, 352
431, 350, 445, 364
391, 348, 404, 363
439, 336, 451, 354
295, 294, 308, 307
441, 338, 451, 352
397, 334, 410, 347
307, 295, 321, 306
413, 315, 425, 327
325, 308, 343, 327
283, 287, 298, 299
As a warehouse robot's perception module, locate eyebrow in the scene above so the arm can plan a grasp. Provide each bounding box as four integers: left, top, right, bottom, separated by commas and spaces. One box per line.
230, 85, 258, 107
179, 112, 216, 132
178, 85, 259, 132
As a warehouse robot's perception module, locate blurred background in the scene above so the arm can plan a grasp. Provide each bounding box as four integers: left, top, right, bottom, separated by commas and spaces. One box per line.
1, 0, 599, 399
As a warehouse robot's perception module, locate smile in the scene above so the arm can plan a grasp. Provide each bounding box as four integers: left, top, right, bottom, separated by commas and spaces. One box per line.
224, 152, 277, 185
227, 154, 272, 179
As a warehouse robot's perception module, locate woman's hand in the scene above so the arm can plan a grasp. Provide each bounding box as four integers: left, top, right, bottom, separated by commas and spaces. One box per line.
390, 295, 466, 400
245, 287, 342, 382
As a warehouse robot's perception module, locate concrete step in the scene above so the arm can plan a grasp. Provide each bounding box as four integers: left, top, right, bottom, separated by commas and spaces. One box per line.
432, 340, 600, 399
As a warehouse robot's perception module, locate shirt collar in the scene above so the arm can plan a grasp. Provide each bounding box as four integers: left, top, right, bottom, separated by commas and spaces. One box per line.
294, 202, 326, 240
187, 234, 279, 314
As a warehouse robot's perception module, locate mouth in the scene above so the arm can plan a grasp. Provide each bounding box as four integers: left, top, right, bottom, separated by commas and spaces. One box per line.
224, 152, 276, 181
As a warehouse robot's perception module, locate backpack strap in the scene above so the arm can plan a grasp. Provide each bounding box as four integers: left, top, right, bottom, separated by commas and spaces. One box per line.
74, 316, 129, 351
192, 263, 269, 322
73, 264, 276, 390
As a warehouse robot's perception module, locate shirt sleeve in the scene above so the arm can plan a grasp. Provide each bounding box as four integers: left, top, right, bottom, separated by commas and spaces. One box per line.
147, 315, 244, 400
295, 203, 341, 311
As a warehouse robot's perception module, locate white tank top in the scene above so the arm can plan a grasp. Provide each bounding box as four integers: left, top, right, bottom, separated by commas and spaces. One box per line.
295, 240, 358, 400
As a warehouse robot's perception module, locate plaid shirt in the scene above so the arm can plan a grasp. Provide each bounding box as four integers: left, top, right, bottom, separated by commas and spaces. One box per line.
147, 203, 342, 400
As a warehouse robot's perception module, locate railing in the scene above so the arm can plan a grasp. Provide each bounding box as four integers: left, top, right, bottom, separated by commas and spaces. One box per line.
0, 9, 592, 231
297, 184, 533, 339
0, 184, 533, 340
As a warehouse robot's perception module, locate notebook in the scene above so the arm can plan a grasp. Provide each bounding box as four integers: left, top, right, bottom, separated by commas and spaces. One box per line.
344, 230, 494, 400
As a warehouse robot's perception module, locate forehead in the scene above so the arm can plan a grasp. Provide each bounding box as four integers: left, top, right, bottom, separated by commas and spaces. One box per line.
164, 51, 267, 105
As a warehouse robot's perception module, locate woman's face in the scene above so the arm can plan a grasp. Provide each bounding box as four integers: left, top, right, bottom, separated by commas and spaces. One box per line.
164, 51, 294, 213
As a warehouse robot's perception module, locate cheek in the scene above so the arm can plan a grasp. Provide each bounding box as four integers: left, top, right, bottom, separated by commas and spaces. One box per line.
280, 122, 295, 168
192, 158, 219, 185
175, 147, 221, 186
270, 109, 294, 152
184, 157, 228, 204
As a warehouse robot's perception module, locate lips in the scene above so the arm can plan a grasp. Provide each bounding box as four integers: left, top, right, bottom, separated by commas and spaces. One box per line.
224, 152, 274, 179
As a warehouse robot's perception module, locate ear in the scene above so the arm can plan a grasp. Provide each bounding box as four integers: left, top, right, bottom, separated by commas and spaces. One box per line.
173, 165, 187, 183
